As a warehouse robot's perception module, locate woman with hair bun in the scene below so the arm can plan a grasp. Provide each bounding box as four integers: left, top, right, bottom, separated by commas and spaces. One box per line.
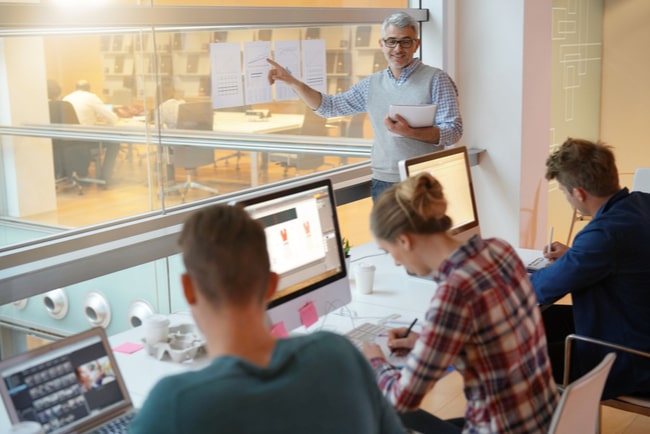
363, 173, 559, 434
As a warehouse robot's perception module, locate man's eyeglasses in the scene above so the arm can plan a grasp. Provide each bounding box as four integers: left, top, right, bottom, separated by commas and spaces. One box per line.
382, 38, 417, 48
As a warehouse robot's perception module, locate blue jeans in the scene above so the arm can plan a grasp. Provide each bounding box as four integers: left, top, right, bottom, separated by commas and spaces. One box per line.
371, 178, 395, 203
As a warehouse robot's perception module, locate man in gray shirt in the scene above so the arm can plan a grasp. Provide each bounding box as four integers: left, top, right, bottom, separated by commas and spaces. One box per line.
268, 12, 463, 201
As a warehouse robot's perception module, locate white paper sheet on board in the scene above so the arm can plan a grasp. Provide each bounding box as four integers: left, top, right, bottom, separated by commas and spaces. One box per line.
243, 41, 273, 105
273, 40, 301, 101
301, 39, 327, 94
210, 42, 244, 109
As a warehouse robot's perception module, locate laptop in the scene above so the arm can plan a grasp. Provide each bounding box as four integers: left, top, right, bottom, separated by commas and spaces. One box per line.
0, 327, 136, 434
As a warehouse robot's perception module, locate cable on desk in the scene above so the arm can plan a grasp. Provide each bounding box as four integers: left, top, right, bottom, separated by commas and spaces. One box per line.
350, 251, 388, 264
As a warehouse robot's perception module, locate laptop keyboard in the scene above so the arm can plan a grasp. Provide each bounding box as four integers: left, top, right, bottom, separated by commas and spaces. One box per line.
88, 411, 135, 434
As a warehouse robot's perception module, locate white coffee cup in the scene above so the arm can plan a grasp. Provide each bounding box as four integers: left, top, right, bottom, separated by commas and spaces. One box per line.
10, 421, 45, 434
356, 263, 376, 294
142, 314, 170, 346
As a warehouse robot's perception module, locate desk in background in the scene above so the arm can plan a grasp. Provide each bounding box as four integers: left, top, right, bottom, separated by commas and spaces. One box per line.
120, 112, 305, 187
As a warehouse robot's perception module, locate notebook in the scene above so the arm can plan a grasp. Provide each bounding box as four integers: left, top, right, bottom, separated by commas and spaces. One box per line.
0, 327, 136, 434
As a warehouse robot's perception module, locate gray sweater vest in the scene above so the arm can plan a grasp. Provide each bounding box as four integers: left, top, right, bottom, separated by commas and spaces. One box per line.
367, 64, 442, 182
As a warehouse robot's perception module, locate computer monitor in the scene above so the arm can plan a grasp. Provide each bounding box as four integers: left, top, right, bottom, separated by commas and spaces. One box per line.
232, 179, 351, 333
398, 146, 480, 241
177, 101, 214, 131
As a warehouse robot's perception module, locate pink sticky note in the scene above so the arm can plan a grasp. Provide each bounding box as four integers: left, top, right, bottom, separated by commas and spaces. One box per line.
270, 322, 289, 338
299, 301, 319, 329
113, 342, 144, 354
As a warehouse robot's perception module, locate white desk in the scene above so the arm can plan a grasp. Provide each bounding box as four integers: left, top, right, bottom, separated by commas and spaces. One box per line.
120, 112, 304, 187
213, 112, 303, 186
0, 243, 542, 429
107, 242, 544, 406
103, 241, 435, 409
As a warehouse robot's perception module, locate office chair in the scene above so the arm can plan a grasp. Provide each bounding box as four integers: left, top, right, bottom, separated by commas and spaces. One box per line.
49, 100, 106, 194
345, 112, 367, 138
270, 108, 329, 177
632, 168, 650, 193
164, 101, 218, 201
548, 351, 616, 434
564, 334, 650, 420
338, 112, 368, 165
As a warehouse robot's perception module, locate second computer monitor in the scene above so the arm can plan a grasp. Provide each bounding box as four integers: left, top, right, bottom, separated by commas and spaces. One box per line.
398, 146, 480, 241
233, 179, 351, 333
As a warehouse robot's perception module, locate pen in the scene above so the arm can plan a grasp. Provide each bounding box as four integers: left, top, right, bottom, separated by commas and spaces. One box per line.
548, 226, 554, 254
401, 318, 418, 338
391, 318, 418, 355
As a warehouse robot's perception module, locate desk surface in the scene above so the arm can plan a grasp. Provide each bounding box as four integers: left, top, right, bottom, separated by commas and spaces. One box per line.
108, 242, 542, 408
118, 112, 304, 135
0, 243, 543, 429
108, 241, 436, 408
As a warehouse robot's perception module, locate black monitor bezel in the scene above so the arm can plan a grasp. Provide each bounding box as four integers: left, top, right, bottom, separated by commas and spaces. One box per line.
400, 146, 480, 236
232, 178, 348, 309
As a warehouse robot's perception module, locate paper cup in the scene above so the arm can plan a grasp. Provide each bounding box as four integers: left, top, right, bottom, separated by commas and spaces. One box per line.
356, 263, 376, 294
142, 314, 170, 346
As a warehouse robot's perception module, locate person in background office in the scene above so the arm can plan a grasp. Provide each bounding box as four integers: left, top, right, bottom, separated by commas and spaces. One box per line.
362, 173, 559, 434
152, 84, 186, 129
47, 79, 91, 180
530, 137, 650, 399
63, 79, 120, 184
267, 12, 463, 202
129, 204, 406, 434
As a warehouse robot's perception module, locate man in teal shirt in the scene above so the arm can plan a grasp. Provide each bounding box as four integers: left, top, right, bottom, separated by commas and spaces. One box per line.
129, 204, 405, 434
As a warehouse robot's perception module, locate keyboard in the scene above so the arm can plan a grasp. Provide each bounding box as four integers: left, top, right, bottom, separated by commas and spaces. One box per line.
345, 322, 386, 350
89, 411, 136, 434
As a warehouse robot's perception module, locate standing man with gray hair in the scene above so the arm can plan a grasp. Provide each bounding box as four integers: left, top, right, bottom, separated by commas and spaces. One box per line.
268, 12, 463, 201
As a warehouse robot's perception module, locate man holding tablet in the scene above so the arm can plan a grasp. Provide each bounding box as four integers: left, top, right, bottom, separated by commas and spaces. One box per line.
268, 12, 463, 201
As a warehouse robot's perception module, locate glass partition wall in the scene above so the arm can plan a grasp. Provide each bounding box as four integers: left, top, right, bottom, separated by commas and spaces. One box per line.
0, 3, 426, 356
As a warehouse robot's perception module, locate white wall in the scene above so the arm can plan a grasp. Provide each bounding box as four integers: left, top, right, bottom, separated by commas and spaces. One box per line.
0, 37, 57, 218
451, 0, 552, 247
601, 0, 650, 178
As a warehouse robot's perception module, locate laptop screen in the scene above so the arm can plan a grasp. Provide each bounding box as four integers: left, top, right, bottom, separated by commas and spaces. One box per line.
0, 328, 132, 434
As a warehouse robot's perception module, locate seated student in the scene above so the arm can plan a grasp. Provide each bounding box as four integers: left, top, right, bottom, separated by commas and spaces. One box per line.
362, 173, 559, 434
530, 137, 650, 399
129, 204, 406, 434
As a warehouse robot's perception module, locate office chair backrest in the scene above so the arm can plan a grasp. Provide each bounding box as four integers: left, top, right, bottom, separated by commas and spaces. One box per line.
49, 100, 79, 125
177, 101, 214, 131
547, 352, 616, 434
300, 107, 328, 136
632, 168, 650, 193
346, 112, 367, 138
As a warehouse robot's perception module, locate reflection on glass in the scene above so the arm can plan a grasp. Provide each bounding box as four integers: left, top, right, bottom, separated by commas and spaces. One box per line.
1, 24, 377, 248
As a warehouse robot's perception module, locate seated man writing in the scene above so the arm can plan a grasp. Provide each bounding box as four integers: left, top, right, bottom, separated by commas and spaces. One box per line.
530, 137, 650, 399
129, 204, 405, 434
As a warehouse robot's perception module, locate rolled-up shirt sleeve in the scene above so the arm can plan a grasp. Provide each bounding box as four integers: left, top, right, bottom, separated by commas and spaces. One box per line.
432, 72, 463, 147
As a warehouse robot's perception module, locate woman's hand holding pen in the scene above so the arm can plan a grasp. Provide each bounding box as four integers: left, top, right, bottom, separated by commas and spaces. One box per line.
361, 327, 419, 359
387, 327, 419, 357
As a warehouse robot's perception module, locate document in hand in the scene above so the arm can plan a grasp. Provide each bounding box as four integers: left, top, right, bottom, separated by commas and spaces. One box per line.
389, 104, 437, 132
